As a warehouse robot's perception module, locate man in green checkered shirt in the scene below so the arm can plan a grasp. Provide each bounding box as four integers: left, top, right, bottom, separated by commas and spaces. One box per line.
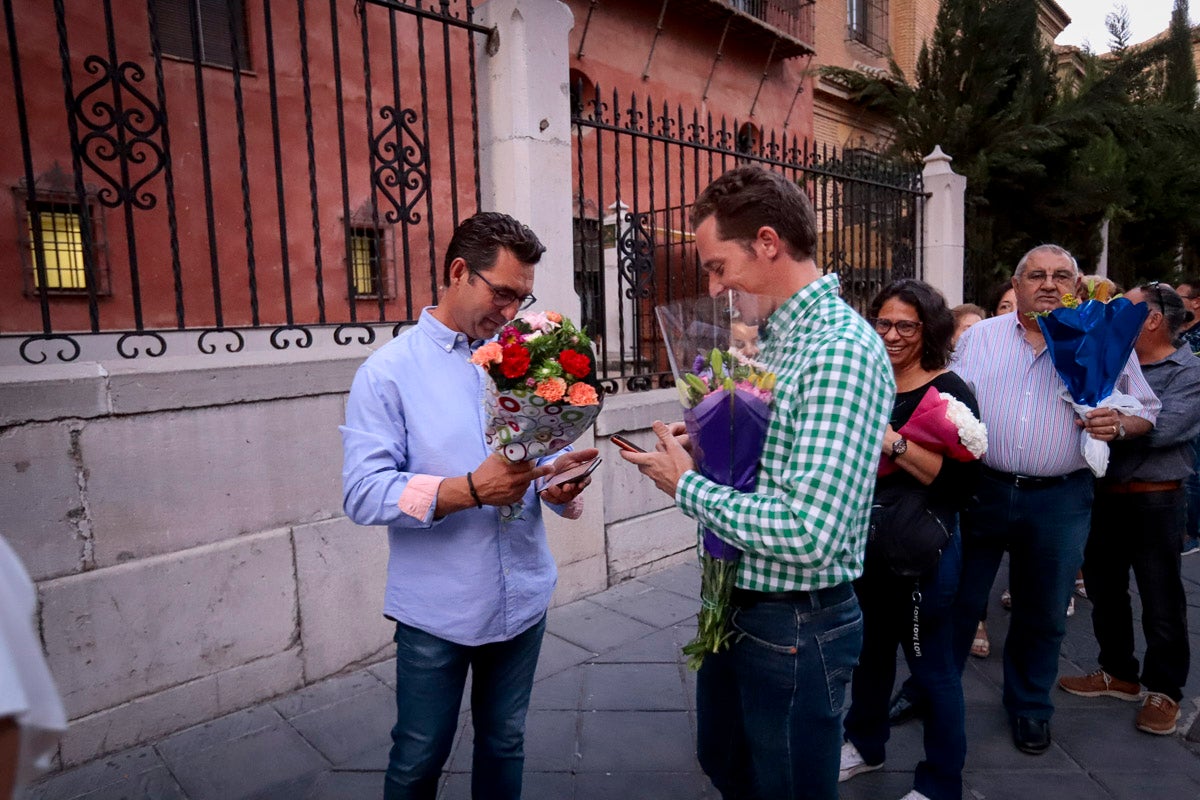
624, 166, 894, 799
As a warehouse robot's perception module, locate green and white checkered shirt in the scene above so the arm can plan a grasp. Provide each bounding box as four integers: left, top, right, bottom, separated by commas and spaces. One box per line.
676, 274, 895, 591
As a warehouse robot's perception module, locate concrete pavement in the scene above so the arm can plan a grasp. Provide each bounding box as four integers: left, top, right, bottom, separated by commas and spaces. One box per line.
29, 554, 1200, 799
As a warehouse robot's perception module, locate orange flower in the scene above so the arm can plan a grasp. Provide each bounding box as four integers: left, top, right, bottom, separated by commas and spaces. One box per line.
535, 377, 567, 402
567, 381, 599, 406
470, 342, 504, 366
545, 311, 563, 324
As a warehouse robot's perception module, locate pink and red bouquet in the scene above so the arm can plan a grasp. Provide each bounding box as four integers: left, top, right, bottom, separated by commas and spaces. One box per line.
878, 386, 987, 476
470, 310, 603, 464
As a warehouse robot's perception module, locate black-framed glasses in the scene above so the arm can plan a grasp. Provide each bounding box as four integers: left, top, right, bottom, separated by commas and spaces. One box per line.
870, 318, 922, 337
1143, 280, 1171, 313
469, 268, 536, 311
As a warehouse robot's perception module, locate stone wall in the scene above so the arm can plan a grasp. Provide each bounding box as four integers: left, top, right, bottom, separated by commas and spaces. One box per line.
0, 346, 694, 767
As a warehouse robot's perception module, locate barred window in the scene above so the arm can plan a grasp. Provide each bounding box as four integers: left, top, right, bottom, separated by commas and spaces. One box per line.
847, 0, 888, 53
17, 192, 109, 296
347, 224, 397, 300
152, 0, 250, 69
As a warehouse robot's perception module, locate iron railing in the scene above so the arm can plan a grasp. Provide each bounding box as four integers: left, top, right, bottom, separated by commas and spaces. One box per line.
572, 84, 925, 394
727, 0, 815, 43
1, 0, 487, 364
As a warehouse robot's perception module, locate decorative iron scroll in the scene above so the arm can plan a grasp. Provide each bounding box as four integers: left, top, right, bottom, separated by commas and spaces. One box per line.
116, 332, 166, 359
71, 56, 165, 210
617, 211, 654, 301
334, 324, 377, 346
198, 329, 246, 355
18, 335, 81, 365
371, 106, 429, 225
270, 326, 314, 350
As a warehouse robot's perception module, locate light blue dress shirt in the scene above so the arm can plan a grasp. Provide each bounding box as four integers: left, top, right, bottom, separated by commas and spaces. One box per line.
340, 309, 561, 646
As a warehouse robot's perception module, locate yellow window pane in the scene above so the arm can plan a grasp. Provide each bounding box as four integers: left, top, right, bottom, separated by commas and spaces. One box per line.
28, 208, 87, 290
350, 230, 378, 295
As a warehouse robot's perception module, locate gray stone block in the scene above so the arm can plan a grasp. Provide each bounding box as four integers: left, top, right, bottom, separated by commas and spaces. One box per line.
40, 529, 298, 718
588, 578, 699, 628
0, 421, 85, 580
0, 362, 109, 426
293, 516, 394, 680
638, 561, 701, 599
606, 507, 696, 577
82, 395, 344, 565
594, 389, 681, 436
599, 437, 677, 524
576, 710, 696, 772
574, 771, 715, 800
551, 553, 606, 606
581, 663, 688, 711
287, 682, 395, 766
532, 633, 593, 682
58, 647, 303, 766
105, 346, 370, 414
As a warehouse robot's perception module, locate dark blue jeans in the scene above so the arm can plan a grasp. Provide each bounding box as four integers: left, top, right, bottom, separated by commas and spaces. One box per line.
384, 615, 546, 800
696, 582, 862, 800
952, 469, 1093, 721
1084, 488, 1191, 701
1185, 434, 1200, 541
845, 530, 964, 800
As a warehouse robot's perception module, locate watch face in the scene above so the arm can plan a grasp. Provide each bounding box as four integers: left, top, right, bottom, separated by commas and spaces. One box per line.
892, 438, 907, 456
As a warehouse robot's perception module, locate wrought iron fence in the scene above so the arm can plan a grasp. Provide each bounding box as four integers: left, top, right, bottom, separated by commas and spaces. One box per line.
572, 85, 925, 393
1, 0, 488, 364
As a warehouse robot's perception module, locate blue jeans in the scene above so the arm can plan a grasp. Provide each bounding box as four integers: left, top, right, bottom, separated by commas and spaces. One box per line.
1185, 433, 1200, 542
952, 470, 1093, 721
696, 582, 862, 800
384, 615, 546, 800
1084, 488, 1190, 700
845, 530, 964, 800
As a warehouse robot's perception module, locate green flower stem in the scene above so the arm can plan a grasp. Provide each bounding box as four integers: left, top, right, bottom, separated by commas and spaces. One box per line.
681, 553, 741, 671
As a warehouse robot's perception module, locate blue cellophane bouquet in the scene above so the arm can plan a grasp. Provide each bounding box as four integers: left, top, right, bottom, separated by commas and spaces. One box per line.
1035, 291, 1148, 476
656, 295, 776, 670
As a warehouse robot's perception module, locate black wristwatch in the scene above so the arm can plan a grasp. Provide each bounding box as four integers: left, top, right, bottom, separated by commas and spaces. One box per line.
891, 437, 908, 458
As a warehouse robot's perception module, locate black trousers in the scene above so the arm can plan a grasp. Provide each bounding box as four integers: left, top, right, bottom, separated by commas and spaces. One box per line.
1082, 488, 1191, 701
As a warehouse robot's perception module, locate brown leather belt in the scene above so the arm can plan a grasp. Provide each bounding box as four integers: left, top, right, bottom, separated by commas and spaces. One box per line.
1100, 480, 1182, 494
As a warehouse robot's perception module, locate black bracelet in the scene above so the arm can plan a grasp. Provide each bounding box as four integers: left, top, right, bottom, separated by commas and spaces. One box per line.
465, 471, 484, 508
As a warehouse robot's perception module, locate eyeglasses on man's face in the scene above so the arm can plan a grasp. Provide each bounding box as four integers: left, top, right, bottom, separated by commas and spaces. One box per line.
1022, 269, 1077, 286
870, 318, 922, 338
469, 267, 536, 311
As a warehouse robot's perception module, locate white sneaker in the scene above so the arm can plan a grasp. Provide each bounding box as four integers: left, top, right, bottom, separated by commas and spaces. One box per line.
899, 791, 932, 800
838, 741, 882, 783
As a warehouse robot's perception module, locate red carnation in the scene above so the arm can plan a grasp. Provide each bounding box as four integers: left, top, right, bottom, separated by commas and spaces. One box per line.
499, 344, 531, 378
558, 348, 591, 378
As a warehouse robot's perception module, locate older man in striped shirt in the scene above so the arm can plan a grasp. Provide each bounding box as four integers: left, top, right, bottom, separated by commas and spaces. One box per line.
950, 244, 1160, 756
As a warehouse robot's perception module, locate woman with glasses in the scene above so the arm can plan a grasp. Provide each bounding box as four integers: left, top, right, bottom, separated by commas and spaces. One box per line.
840, 280, 981, 800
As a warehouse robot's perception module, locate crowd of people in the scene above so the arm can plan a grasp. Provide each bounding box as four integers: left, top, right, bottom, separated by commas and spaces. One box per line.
333, 166, 1200, 800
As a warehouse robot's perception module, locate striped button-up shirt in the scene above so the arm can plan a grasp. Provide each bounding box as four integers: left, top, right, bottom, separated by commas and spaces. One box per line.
676, 275, 895, 591
952, 313, 1159, 477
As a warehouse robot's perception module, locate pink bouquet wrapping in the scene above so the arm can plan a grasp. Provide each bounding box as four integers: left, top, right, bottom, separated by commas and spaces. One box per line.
878, 386, 987, 476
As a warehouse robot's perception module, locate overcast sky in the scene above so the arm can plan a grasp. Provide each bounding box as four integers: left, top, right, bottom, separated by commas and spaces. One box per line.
1054, 0, 1187, 52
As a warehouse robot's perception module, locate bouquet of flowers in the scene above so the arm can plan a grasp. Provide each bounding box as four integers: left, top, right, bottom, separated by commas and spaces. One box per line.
1034, 291, 1148, 476
878, 386, 987, 477
470, 310, 603, 516
656, 296, 776, 671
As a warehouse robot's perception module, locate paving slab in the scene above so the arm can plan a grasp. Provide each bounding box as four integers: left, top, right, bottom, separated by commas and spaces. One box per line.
533, 631, 595, 681
587, 579, 701, 628
591, 621, 695, 664
546, 598, 658, 654
287, 682, 395, 766
300, 770, 386, 800
581, 662, 689, 711
636, 561, 701, 599
573, 770, 715, 800
576, 711, 696, 773
24, 746, 185, 800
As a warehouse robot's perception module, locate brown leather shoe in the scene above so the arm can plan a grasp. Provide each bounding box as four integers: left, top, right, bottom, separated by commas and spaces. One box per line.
1058, 669, 1140, 701
1136, 693, 1181, 735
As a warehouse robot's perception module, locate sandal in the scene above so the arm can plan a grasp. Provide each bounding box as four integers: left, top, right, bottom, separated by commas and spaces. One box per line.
971, 621, 990, 658
1066, 596, 1075, 617
1000, 588, 1012, 610
1074, 576, 1087, 599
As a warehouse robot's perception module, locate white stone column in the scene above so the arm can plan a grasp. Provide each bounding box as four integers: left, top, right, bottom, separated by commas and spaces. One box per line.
921, 146, 966, 306
475, 0, 578, 318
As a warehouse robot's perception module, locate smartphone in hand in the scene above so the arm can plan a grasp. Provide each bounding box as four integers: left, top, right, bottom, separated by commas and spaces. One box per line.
610, 434, 647, 454
539, 456, 602, 495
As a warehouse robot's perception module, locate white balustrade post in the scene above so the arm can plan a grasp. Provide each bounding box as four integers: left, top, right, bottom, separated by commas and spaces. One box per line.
475, 0, 578, 317
921, 145, 966, 306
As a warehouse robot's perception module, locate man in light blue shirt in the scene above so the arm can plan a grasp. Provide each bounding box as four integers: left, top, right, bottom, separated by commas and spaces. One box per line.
341, 212, 598, 800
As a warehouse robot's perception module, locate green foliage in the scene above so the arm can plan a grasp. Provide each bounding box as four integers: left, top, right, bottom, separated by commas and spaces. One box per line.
819, 0, 1200, 296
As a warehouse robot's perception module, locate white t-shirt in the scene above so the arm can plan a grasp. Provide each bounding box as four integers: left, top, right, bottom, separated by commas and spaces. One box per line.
0, 536, 67, 787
